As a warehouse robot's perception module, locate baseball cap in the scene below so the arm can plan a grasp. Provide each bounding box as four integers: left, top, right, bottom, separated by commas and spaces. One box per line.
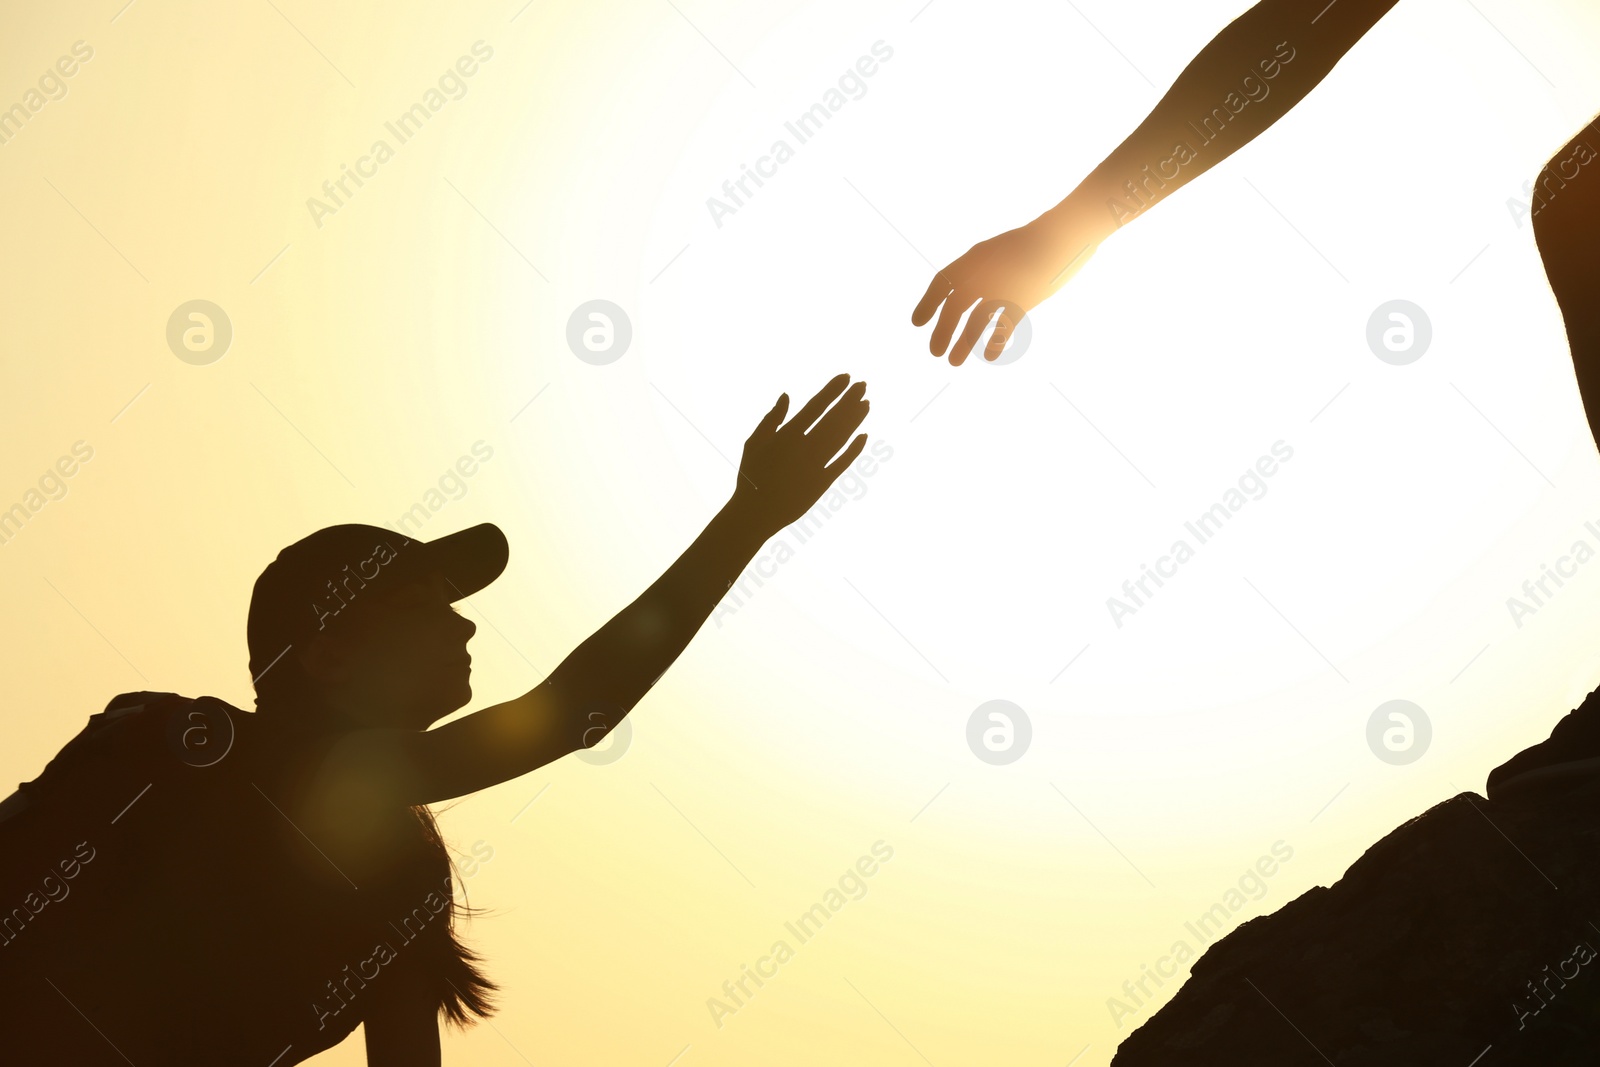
247, 522, 508, 682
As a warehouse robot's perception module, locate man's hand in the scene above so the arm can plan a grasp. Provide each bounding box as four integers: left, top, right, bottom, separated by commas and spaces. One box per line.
912, 218, 1100, 366
731, 373, 870, 534
912, 0, 1406, 368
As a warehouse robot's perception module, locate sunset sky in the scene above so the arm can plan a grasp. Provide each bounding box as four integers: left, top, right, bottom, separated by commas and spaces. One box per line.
4, 1, 1600, 1063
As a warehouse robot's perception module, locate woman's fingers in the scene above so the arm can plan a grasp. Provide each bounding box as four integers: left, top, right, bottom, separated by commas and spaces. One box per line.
805, 385, 868, 452
749, 392, 789, 439
786, 373, 853, 434
821, 433, 869, 479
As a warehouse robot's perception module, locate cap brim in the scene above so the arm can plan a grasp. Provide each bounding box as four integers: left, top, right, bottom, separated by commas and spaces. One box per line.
420, 522, 509, 600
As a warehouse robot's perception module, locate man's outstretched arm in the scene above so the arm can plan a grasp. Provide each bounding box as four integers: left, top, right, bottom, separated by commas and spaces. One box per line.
914, 0, 1403, 365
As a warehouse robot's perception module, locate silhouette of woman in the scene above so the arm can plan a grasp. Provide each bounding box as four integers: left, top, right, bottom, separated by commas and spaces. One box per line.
2, 375, 868, 1066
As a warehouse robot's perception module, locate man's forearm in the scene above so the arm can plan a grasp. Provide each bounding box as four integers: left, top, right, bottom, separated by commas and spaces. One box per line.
543, 497, 769, 744
1038, 0, 1400, 241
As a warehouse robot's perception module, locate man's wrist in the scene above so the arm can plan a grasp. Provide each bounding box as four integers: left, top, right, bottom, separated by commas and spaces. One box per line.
1033, 185, 1119, 255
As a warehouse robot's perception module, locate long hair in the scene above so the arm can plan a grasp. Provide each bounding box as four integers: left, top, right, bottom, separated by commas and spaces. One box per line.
413, 801, 498, 1025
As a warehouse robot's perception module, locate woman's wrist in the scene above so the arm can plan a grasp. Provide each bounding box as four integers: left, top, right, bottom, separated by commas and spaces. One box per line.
715, 491, 776, 563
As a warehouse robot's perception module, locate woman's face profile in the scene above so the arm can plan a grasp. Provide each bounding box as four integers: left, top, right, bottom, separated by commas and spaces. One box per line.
307, 570, 478, 730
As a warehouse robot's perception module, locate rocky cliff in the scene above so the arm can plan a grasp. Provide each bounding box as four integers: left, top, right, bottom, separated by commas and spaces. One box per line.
1113, 779, 1600, 1065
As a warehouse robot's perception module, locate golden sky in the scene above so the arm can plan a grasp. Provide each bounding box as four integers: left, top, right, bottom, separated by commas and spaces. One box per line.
3, 1, 1600, 1063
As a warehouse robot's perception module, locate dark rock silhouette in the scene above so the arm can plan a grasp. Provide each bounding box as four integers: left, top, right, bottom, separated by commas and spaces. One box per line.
1111, 776, 1600, 1065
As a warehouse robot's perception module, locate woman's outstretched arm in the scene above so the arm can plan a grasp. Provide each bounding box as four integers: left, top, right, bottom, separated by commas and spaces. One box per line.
330, 374, 870, 806
913, 0, 1403, 364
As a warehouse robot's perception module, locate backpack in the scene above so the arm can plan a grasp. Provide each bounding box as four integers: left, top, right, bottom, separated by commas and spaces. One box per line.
0, 691, 240, 947
0, 692, 365, 1065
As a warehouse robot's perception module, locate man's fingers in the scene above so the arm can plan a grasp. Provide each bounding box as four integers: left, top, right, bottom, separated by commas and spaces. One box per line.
930, 290, 979, 357
786, 373, 853, 434
821, 432, 869, 480
805, 386, 868, 452
982, 305, 1023, 362
912, 271, 954, 327
950, 300, 1001, 367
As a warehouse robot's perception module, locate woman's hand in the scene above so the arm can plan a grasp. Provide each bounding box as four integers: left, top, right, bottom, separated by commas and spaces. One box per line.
730, 373, 870, 536
912, 216, 1101, 366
